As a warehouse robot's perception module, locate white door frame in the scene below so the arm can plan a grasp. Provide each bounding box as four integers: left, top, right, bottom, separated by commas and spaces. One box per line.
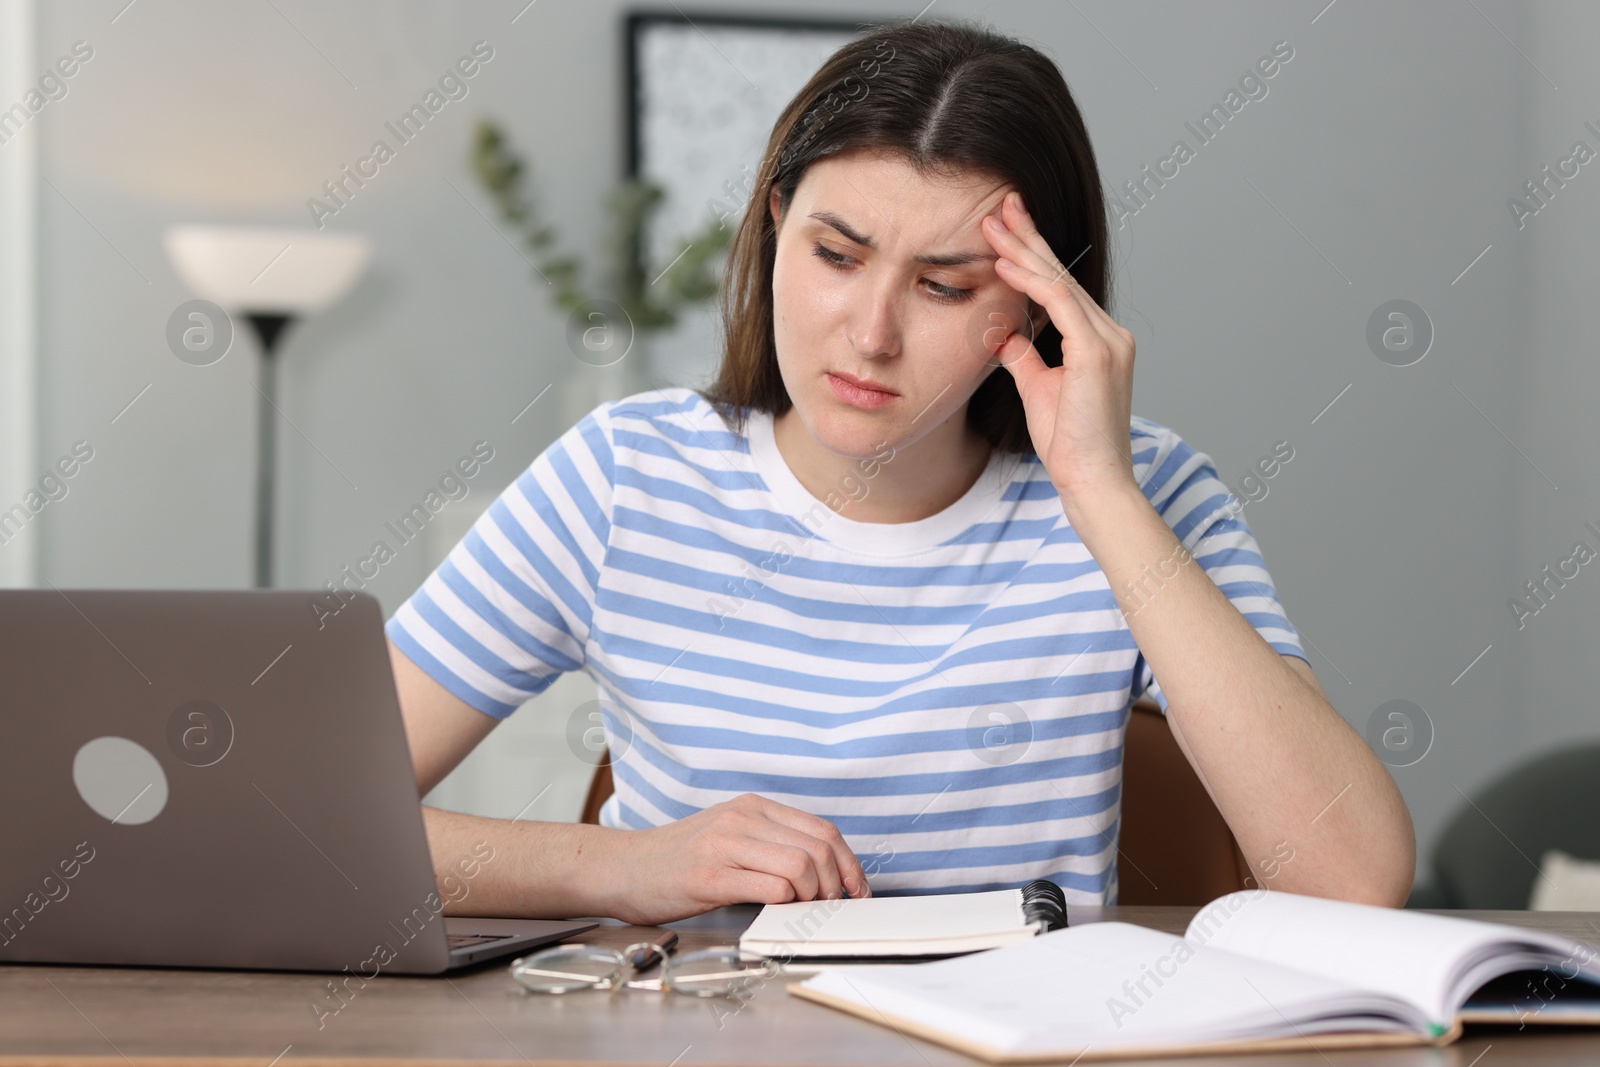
0, 0, 37, 585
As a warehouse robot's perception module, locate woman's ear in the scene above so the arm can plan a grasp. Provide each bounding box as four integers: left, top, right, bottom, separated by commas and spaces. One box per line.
769, 187, 782, 228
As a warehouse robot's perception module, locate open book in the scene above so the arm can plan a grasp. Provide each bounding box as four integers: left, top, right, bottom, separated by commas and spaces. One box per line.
791, 889, 1600, 1062
741, 881, 1067, 960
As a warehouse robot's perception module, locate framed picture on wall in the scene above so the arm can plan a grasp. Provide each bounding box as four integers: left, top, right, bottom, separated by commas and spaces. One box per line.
625, 9, 886, 390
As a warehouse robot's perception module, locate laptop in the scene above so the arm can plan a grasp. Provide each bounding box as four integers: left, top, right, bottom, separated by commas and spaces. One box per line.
0, 588, 595, 973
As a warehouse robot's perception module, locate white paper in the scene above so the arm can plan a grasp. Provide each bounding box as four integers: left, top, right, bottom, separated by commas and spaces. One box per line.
1186, 890, 1600, 1026
800, 921, 1421, 1056
742, 888, 1029, 955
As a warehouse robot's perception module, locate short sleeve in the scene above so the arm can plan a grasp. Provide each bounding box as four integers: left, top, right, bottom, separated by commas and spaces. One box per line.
384, 405, 616, 719
1126, 418, 1308, 713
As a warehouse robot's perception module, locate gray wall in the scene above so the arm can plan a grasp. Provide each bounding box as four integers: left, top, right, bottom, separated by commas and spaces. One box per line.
1507, 4, 1600, 832
24, 0, 1596, 890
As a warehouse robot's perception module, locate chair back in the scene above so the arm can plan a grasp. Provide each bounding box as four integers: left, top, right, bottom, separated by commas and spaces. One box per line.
578, 753, 614, 827
578, 700, 1250, 904
1117, 701, 1252, 903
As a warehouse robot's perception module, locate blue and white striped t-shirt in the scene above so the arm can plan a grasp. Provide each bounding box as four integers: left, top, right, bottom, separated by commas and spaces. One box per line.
385, 387, 1307, 903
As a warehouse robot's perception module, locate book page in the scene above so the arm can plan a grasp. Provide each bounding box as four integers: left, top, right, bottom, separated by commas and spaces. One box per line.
741, 888, 1026, 954
797, 921, 1423, 1057
1184, 890, 1600, 1025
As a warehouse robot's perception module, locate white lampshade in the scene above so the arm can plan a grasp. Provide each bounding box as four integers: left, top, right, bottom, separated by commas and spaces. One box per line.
164, 225, 371, 314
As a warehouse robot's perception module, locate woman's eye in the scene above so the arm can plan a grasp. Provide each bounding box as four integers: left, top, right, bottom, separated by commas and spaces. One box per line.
809, 243, 974, 304
810, 243, 854, 268
923, 279, 974, 304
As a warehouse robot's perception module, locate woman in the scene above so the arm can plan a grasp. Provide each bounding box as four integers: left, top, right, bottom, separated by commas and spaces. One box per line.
388, 18, 1414, 925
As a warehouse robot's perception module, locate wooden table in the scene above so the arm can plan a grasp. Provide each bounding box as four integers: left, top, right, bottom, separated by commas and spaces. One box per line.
2, 905, 1598, 1065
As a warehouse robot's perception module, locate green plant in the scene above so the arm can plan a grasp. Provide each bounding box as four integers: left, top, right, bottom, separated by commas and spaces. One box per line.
471, 119, 732, 331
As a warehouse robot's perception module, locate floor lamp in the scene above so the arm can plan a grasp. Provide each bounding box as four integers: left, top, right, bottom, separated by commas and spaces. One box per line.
165, 226, 371, 588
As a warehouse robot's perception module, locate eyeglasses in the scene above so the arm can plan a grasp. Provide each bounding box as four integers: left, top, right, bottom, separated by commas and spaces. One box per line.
509, 942, 780, 999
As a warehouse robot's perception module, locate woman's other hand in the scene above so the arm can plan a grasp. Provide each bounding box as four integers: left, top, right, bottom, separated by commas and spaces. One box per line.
597, 793, 868, 926
981, 191, 1138, 508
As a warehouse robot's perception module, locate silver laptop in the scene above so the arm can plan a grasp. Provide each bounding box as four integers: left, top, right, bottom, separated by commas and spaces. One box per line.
0, 588, 595, 973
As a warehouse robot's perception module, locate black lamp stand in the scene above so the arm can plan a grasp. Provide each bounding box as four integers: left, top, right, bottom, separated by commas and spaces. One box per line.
246, 312, 294, 589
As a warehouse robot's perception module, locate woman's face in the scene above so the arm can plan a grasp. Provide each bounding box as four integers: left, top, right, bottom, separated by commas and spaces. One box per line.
768, 148, 1043, 459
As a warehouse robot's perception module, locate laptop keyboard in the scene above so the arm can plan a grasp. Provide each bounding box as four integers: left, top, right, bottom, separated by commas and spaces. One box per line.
447, 933, 513, 949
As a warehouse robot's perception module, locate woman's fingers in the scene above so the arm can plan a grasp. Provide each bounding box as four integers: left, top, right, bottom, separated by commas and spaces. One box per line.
986, 200, 1124, 353
616, 794, 879, 922
839, 840, 871, 897
756, 798, 868, 897
685, 794, 861, 902
714, 867, 800, 906
992, 241, 1121, 355
648, 794, 871, 914
997, 192, 1122, 340
724, 835, 826, 901
993, 252, 1116, 362
752, 819, 842, 900
988, 243, 1106, 354
993, 321, 1051, 397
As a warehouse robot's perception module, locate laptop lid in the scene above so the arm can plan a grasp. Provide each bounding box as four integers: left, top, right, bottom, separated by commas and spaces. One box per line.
0, 588, 513, 974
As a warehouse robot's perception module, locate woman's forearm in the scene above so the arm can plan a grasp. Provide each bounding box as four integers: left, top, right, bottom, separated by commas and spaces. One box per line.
1065, 483, 1415, 905
420, 793, 872, 925
423, 806, 628, 919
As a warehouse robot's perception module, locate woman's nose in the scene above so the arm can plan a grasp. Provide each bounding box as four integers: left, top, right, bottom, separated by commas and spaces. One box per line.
847, 287, 902, 359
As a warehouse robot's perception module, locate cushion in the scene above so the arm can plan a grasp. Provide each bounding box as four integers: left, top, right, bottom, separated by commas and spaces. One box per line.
1529, 849, 1600, 910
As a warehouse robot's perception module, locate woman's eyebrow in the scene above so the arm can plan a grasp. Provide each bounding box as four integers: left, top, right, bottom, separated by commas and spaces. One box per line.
806, 210, 998, 267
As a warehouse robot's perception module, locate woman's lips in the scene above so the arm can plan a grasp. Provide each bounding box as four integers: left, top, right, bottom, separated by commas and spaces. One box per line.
826, 372, 899, 410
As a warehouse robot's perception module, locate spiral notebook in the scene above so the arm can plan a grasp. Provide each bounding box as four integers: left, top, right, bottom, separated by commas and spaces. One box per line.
739, 880, 1068, 961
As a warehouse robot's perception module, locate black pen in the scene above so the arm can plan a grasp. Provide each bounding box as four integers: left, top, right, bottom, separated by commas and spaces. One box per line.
628, 931, 679, 972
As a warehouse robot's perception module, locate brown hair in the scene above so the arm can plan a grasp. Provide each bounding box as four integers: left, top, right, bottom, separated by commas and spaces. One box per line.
702, 17, 1112, 455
